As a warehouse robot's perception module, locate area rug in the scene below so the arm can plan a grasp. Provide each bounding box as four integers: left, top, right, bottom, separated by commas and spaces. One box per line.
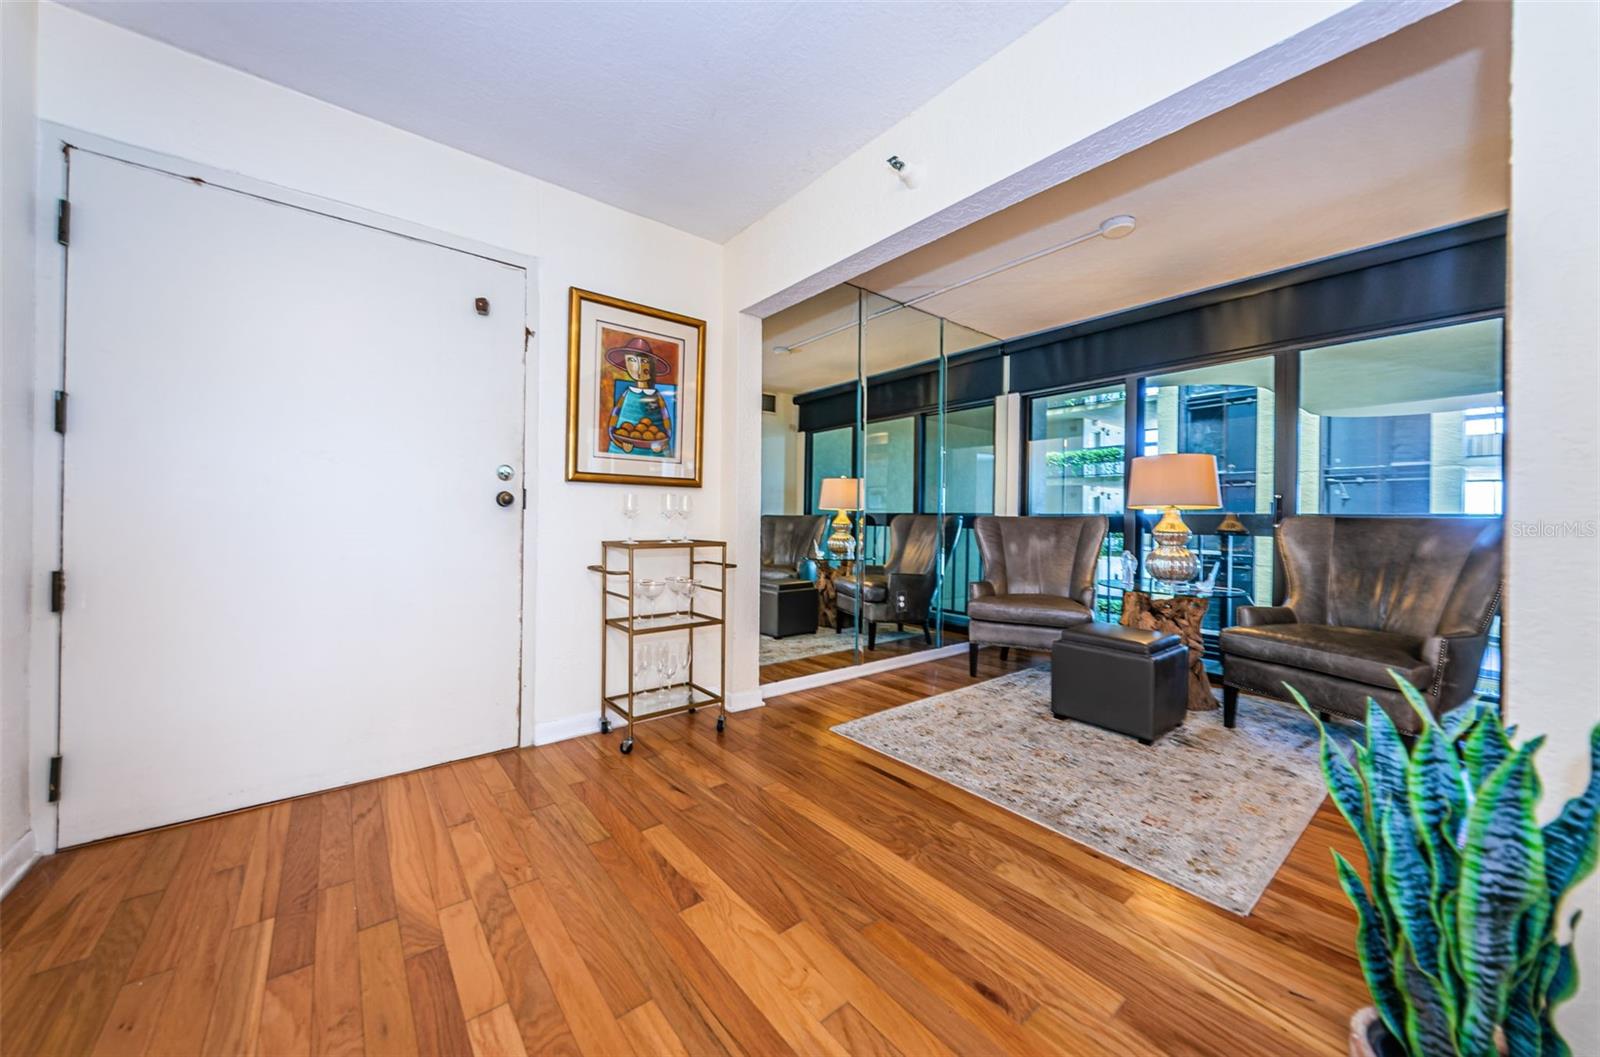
831, 667, 1350, 914
759, 627, 916, 666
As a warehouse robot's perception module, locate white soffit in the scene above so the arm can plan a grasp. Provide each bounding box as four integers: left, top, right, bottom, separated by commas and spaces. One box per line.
60, 0, 1064, 241
853, 1, 1508, 340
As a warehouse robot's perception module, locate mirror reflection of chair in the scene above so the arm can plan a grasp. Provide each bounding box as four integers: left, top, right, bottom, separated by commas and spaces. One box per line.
967, 515, 1109, 675
835, 514, 955, 651
759, 515, 828, 583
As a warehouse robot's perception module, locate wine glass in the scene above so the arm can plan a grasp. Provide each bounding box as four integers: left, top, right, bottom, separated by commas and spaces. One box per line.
621, 492, 639, 545
660, 492, 675, 540
660, 642, 682, 707
674, 577, 698, 619
633, 642, 653, 709
635, 578, 665, 623
665, 576, 687, 618
676, 494, 693, 542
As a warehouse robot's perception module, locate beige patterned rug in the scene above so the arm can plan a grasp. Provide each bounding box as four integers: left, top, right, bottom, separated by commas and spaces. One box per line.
759, 627, 916, 666
832, 667, 1350, 914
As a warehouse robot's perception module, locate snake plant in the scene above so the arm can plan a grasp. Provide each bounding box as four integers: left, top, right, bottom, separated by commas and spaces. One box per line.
1300, 681, 1600, 1057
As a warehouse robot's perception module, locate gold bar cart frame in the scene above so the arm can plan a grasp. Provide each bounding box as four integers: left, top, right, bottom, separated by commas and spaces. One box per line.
587, 539, 734, 754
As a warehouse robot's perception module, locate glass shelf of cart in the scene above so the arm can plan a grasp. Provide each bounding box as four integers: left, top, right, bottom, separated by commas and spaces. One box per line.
599, 539, 731, 550
603, 683, 722, 718
603, 613, 723, 634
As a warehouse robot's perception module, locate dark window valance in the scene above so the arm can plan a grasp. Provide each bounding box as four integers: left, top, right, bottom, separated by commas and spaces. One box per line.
1004, 215, 1505, 393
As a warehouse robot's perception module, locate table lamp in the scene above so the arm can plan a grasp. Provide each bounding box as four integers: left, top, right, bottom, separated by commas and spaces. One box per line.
817, 477, 863, 559
1127, 453, 1221, 583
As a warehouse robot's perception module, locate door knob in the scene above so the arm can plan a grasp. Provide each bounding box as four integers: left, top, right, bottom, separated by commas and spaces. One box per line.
496, 491, 515, 508
496, 465, 515, 481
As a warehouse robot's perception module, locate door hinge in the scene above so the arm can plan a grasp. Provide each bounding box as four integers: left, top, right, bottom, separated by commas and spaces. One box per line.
48, 755, 62, 803
53, 390, 68, 434
50, 570, 65, 613
56, 199, 70, 246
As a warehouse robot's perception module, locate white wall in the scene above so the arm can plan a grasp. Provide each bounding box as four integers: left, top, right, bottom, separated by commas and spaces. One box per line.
1506, 0, 1600, 1043
0, 0, 38, 889
18, 3, 725, 848
760, 394, 803, 516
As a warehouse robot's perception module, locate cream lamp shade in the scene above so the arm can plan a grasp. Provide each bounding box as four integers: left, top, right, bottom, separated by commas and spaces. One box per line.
818, 476, 864, 512
1126, 454, 1221, 510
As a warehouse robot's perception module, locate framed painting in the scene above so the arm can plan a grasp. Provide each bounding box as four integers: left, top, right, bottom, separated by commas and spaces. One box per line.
565, 288, 706, 486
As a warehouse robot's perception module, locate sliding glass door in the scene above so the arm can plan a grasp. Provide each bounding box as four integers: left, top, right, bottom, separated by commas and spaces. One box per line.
1294, 318, 1506, 696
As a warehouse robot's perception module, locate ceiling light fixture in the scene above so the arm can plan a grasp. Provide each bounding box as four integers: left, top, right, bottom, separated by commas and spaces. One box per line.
778, 214, 1138, 353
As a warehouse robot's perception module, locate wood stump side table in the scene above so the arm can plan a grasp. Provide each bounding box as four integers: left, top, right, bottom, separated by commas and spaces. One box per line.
1120, 591, 1214, 711
813, 561, 854, 630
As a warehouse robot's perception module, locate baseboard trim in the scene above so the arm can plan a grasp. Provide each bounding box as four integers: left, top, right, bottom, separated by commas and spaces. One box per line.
532, 707, 626, 747
532, 689, 763, 746
1, 830, 39, 899
760, 642, 968, 699
726, 689, 764, 713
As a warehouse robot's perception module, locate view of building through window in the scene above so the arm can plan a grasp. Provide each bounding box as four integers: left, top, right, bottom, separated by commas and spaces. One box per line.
1026, 385, 1127, 516
1298, 319, 1505, 516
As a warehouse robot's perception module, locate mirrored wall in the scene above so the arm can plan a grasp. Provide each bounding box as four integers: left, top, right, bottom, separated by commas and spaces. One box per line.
759, 286, 994, 683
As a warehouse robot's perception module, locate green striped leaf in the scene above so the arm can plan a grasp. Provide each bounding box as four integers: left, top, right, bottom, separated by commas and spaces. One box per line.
1399, 939, 1461, 1057
1410, 718, 1466, 893
1537, 934, 1576, 1057
1462, 713, 1513, 790
1336, 851, 1406, 1045
1541, 725, 1600, 901
1383, 802, 1446, 983
1366, 699, 1413, 819
1442, 700, 1487, 742
1505, 974, 1542, 1057
1458, 744, 1548, 1056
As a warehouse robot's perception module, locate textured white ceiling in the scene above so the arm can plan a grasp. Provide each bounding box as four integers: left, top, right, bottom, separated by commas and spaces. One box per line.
62, 0, 1064, 241
854, 0, 1508, 341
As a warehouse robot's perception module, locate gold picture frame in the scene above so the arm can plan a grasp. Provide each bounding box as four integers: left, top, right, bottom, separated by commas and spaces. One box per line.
565, 287, 707, 486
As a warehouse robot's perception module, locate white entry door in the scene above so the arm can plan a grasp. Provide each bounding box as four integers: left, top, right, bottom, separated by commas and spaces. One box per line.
56, 150, 527, 846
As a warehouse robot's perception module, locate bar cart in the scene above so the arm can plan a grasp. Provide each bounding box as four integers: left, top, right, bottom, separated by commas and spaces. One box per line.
587, 539, 734, 754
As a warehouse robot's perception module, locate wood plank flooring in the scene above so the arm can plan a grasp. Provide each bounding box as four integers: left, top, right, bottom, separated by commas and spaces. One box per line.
759, 626, 966, 684
1, 651, 1368, 1056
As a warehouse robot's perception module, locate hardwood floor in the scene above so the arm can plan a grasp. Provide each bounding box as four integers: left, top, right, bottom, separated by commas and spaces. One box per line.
759, 626, 966, 684
1, 651, 1367, 1056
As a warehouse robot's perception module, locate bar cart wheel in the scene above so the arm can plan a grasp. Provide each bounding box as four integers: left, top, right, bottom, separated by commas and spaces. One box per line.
600, 717, 611, 734
716, 715, 726, 733
620, 738, 634, 755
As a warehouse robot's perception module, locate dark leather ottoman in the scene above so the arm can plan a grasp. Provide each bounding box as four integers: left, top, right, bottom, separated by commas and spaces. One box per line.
1051, 623, 1188, 744
761, 578, 818, 639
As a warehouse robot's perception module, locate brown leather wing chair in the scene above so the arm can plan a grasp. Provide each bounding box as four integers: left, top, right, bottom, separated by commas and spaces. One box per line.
835, 514, 952, 650
759, 515, 827, 583
967, 515, 1108, 676
1220, 515, 1502, 735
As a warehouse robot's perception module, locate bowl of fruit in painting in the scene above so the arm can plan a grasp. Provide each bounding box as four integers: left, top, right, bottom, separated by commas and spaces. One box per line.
610, 416, 668, 454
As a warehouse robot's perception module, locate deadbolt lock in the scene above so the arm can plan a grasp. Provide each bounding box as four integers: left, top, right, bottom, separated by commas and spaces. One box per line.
496, 465, 514, 481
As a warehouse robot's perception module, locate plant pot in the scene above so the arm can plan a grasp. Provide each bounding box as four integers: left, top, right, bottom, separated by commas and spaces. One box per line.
1349, 1008, 1406, 1057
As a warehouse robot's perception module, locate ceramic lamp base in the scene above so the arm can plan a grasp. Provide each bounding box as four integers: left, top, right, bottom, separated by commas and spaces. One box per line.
826, 511, 854, 559
1145, 506, 1198, 583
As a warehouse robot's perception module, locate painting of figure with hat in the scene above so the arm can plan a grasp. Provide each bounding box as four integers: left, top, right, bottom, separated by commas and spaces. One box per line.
598, 327, 680, 461
567, 287, 704, 486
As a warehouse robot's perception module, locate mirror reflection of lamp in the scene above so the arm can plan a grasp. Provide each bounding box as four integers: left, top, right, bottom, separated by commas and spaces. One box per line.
1127, 454, 1221, 584
818, 477, 864, 560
